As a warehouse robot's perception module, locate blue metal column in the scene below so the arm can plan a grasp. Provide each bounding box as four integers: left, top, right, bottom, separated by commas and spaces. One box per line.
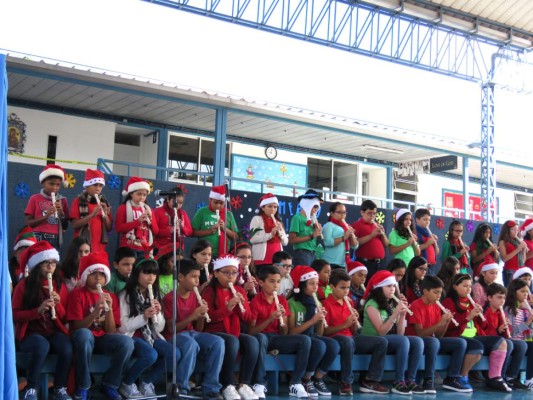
462, 157, 469, 219
156, 128, 169, 181
480, 82, 496, 222
386, 167, 393, 210
214, 108, 228, 186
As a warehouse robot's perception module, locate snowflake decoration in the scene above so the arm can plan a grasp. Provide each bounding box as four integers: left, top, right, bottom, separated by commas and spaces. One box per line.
65, 173, 76, 188
493, 224, 501, 235
147, 180, 154, 193
14, 182, 30, 198
155, 198, 165, 208
107, 175, 122, 190
231, 195, 243, 210
436, 218, 445, 230
176, 184, 188, 194
375, 211, 385, 225
196, 202, 207, 211
444, 232, 449, 241
466, 220, 475, 232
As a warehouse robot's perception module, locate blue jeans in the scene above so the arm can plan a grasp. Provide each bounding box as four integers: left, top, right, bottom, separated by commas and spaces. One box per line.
124, 338, 176, 385
307, 336, 340, 377
292, 249, 316, 267
384, 335, 423, 382
172, 333, 200, 391
525, 341, 533, 380
261, 333, 312, 384
71, 329, 134, 390
19, 333, 73, 389
354, 334, 387, 381
438, 337, 467, 377
331, 335, 355, 384
420, 337, 440, 379
181, 331, 224, 394
504, 339, 527, 380
214, 333, 261, 387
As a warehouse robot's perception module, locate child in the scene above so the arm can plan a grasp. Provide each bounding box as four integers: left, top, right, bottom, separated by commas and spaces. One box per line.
201, 254, 262, 400
70, 169, 112, 253
484, 283, 529, 390
323, 269, 389, 395
24, 164, 70, 250
119, 258, 177, 399
513, 267, 533, 287
498, 220, 528, 286
156, 244, 184, 297
441, 220, 470, 274
248, 265, 312, 398
272, 251, 293, 298
405, 256, 428, 304
347, 261, 367, 310
9, 226, 37, 286
163, 259, 225, 399
190, 239, 213, 292
436, 256, 460, 299
152, 186, 193, 252
441, 274, 511, 392
249, 193, 289, 267
414, 208, 439, 275
61, 237, 91, 293
115, 177, 159, 260
405, 276, 468, 393
386, 259, 406, 297
234, 243, 258, 298
105, 247, 137, 295
287, 266, 340, 396
67, 252, 134, 400
321, 201, 358, 269
311, 259, 331, 301
521, 219, 533, 268
388, 208, 420, 267
472, 261, 499, 307
469, 223, 500, 277
361, 270, 424, 394
192, 185, 238, 258
504, 279, 533, 389
13, 241, 72, 400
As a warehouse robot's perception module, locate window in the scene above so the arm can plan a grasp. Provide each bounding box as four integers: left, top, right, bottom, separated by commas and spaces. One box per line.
47, 135, 57, 164
515, 192, 533, 219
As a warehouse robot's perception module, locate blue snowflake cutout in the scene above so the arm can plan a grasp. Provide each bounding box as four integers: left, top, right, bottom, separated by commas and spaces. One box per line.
196, 202, 207, 211
493, 224, 501, 235
14, 182, 30, 198
107, 175, 122, 190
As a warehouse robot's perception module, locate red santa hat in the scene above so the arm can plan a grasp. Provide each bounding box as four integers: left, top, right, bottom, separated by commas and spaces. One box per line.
39, 164, 68, 188
83, 169, 106, 188
78, 252, 111, 286
256, 193, 278, 214
19, 240, 60, 273
479, 260, 499, 273
513, 267, 533, 280
347, 261, 367, 277
290, 266, 319, 293
395, 208, 411, 221
213, 254, 240, 271
362, 270, 397, 300
520, 219, 533, 238
13, 226, 38, 252
122, 176, 150, 196
209, 185, 226, 202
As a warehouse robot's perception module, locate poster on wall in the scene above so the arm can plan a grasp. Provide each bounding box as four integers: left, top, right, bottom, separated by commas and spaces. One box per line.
443, 190, 498, 221
231, 155, 307, 197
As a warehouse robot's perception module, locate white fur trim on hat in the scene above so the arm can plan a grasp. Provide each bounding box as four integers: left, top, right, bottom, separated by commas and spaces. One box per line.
260, 196, 278, 208
14, 239, 36, 252
373, 276, 397, 289
395, 208, 411, 221
27, 248, 60, 271
300, 271, 319, 282
513, 267, 533, 280
209, 191, 225, 202
348, 265, 368, 277
480, 262, 499, 273
213, 255, 240, 270
79, 264, 111, 286
83, 177, 106, 187
39, 167, 68, 188
521, 220, 533, 237
122, 181, 150, 196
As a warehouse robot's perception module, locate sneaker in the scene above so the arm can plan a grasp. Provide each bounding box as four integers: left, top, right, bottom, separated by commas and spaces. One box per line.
222, 385, 242, 400
238, 384, 259, 400
406, 380, 425, 395
252, 384, 267, 399
391, 381, 412, 395
422, 379, 436, 394
303, 379, 319, 398
139, 381, 157, 399
508, 378, 530, 390
289, 383, 309, 398
526, 378, 533, 390
442, 377, 473, 393
312, 378, 332, 396
487, 377, 512, 392
73, 388, 89, 400
457, 376, 473, 391
23, 388, 37, 400
101, 384, 123, 400
339, 383, 353, 396
359, 379, 390, 394
119, 382, 144, 399
205, 392, 225, 399
52, 387, 73, 400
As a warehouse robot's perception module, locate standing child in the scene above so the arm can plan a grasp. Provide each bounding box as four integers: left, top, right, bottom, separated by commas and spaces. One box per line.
312, 259, 332, 301
471, 261, 499, 307
115, 177, 159, 260
405, 256, 428, 304
323, 269, 389, 395
249, 193, 289, 268
414, 209, 439, 275
287, 266, 340, 397
498, 221, 528, 286
201, 254, 263, 400
248, 265, 312, 398
321, 202, 358, 269
388, 209, 420, 267
521, 219, 533, 268
67, 252, 134, 400
347, 261, 368, 310
441, 221, 470, 275
163, 259, 225, 399
25, 164, 70, 250
272, 251, 293, 298
105, 247, 137, 295
289, 190, 323, 267
436, 256, 460, 299
469, 223, 500, 277
61, 237, 91, 293
13, 241, 72, 400
70, 169, 112, 253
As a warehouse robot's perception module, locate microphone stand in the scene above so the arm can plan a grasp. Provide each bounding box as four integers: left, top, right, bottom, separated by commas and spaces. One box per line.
224, 180, 231, 253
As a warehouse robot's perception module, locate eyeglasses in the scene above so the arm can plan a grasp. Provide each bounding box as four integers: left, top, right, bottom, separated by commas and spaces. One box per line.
418, 267, 428, 272
42, 260, 58, 267
218, 270, 238, 277
238, 255, 252, 260
334, 211, 347, 215
276, 263, 293, 269
365, 211, 377, 216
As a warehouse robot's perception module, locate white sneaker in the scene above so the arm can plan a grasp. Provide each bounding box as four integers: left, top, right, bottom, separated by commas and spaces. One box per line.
238, 384, 259, 400
223, 385, 242, 400
139, 381, 157, 399
119, 382, 144, 399
525, 379, 533, 391
289, 383, 309, 398
252, 384, 266, 399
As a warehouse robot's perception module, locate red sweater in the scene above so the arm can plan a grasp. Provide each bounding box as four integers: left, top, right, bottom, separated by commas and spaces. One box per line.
441, 296, 487, 337
152, 206, 192, 249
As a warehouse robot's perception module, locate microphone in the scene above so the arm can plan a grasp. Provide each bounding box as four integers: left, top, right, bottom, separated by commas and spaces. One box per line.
154, 190, 181, 197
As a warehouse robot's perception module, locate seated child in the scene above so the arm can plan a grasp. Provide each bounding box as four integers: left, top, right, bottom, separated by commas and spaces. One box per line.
272, 251, 294, 298
346, 261, 367, 310
105, 247, 137, 295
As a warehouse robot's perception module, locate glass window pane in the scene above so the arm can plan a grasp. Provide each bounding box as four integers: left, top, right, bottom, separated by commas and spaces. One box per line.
200, 140, 230, 184
168, 135, 199, 183
308, 158, 332, 191
333, 161, 358, 195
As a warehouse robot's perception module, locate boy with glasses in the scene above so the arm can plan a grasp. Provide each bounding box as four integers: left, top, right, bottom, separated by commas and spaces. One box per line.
272, 251, 294, 298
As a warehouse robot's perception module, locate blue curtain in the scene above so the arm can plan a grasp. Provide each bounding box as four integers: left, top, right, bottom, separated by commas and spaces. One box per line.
0, 53, 17, 399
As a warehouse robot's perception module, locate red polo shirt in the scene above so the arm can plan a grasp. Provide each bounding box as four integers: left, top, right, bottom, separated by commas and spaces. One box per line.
250, 291, 291, 333
323, 294, 353, 337
352, 219, 385, 259
483, 307, 506, 337
405, 297, 442, 336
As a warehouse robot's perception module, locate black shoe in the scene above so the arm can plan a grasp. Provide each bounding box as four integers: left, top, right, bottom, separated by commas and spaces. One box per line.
508, 378, 530, 390
311, 378, 331, 396
442, 377, 473, 393
487, 377, 512, 392
391, 381, 412, 395
205, 392, 224, 399
422, 379, 436, 394
406, 380, 425, 394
